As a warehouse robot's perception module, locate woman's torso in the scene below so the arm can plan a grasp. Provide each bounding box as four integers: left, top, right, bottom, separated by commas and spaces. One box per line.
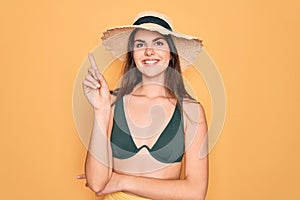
109, 94, 185, 179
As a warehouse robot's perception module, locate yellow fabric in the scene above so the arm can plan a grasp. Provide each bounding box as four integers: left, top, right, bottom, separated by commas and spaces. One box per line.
103, 192, 151, 200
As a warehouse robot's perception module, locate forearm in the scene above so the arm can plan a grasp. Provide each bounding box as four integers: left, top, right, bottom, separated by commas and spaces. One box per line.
121, 175, 207, 200
85, 108, 112, 192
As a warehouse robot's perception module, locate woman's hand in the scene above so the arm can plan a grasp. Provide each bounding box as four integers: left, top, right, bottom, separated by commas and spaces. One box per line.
82, 53, 111, 110
76, 173, 89, 187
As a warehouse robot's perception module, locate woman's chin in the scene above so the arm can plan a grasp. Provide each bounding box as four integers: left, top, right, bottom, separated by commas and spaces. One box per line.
138, 64, 168, 78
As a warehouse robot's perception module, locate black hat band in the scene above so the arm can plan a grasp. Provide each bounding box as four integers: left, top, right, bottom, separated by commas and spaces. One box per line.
133, 16, 173, 31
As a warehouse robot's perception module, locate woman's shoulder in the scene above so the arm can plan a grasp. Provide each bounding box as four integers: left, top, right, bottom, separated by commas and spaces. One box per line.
181, 98, 203, 110
181, 98, 206, 124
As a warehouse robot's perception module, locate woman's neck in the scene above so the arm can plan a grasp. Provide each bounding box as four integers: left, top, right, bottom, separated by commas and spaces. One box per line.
133, 82, 168, 98
141, 71, 165, 85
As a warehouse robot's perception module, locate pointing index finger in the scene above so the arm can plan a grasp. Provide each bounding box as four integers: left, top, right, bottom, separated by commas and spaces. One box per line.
88, 53, 98, 69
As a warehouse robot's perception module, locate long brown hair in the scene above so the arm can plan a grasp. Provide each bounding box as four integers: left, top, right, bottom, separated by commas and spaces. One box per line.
112, 28, 196, 104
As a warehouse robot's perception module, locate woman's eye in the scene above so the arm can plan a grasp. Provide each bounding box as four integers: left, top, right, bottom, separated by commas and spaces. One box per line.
136, 43, 144, 48
155, 41, 164, 46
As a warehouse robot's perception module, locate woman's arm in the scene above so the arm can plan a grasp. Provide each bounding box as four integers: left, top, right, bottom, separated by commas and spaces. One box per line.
82, 53, 113, 193
98, 102, 208, 200
84, 107, 113, 193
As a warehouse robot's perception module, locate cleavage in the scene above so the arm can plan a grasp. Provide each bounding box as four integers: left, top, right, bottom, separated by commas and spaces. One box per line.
123, 96, 176, 149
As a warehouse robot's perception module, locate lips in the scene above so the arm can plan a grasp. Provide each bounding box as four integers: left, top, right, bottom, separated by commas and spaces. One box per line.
142, 59, 160, 65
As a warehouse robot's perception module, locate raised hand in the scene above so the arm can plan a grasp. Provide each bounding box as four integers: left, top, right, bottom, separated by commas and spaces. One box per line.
82, 53, 111, 110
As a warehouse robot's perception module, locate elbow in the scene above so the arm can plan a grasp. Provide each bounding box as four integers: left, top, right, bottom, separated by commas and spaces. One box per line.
87, 179, 108, 193
187, 180, 208, 200
85, 172, 110, 193
188, 192, 206, 200
85, 172, 109, 193
195, 196, 206, 200
88, 185, 103, 194
192, 185, 208, 200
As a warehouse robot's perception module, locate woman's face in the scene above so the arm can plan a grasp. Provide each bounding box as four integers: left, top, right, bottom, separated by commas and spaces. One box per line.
133, 29, 171, 79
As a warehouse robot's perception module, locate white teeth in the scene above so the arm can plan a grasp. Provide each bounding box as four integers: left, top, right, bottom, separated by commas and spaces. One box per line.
144, 60, 158, 64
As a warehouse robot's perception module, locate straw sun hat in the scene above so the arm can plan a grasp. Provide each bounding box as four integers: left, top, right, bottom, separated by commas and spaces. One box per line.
101, 11, 203, 70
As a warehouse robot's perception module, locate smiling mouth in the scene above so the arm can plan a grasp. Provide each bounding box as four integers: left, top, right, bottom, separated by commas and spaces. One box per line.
142, 59, 159, 65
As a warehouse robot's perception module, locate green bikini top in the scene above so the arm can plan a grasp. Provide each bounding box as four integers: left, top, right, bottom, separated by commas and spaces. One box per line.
110, 97, 185, 164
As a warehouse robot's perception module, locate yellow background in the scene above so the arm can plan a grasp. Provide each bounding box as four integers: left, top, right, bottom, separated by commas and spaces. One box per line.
1, 0, 299, 199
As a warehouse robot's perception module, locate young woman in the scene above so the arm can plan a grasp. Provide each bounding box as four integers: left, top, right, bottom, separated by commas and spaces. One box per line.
78, 11, 208, 200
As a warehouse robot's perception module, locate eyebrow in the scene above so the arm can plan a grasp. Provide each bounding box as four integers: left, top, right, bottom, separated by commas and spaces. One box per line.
133, 37, 166, 43
134, 39, 145, 43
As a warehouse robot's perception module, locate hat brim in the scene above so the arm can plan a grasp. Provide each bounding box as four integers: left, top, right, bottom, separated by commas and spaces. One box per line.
101, 23, 203, 70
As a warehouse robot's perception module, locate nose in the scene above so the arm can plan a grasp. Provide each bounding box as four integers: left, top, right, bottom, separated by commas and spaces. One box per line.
144, 47, 155, 56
